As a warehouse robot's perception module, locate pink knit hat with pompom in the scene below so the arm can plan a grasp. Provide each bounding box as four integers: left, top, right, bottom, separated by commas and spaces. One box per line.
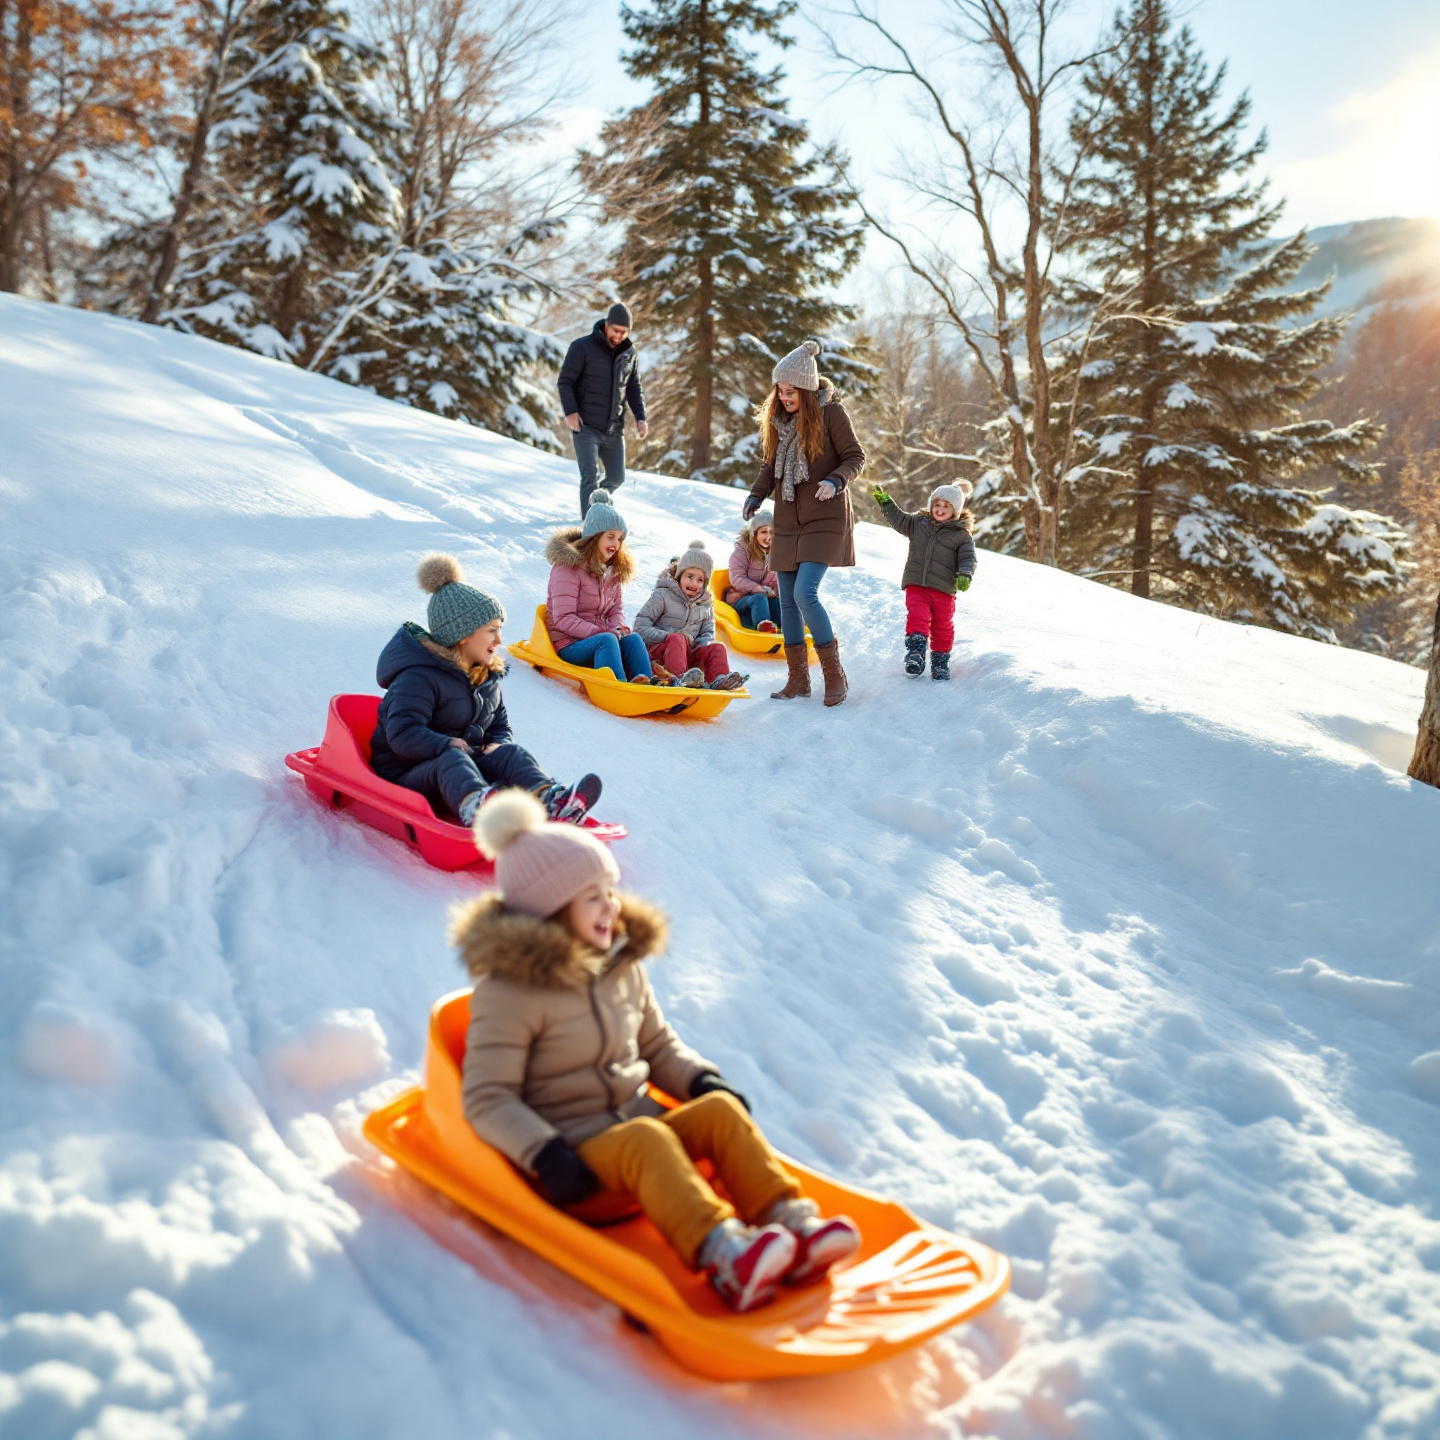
473, 790, 618, 919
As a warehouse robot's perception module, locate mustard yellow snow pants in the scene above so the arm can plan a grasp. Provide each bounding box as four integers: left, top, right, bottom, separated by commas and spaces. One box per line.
576, 1091, 800, 1268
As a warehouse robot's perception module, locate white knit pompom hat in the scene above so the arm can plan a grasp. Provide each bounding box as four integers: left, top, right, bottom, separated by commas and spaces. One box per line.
929, 482, 973, 513
772, 339, 821, 391
473, 790, 618, 919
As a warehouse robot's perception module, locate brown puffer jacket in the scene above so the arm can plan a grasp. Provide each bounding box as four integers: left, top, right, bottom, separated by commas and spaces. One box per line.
748, 381, 866, 571
454, 893, 717, 1169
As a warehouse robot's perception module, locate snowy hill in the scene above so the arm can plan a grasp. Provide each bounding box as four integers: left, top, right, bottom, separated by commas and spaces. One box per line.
2, 292, 1439, 1440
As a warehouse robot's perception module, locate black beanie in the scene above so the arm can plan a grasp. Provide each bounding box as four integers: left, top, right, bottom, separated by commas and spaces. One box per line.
607, 302, 633, 329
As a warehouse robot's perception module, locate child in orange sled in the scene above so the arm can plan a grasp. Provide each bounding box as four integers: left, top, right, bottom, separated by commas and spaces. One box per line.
454, 791, 860, 1312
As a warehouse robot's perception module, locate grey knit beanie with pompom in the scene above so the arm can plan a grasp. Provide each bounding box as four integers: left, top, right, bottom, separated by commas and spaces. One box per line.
772, 339, 821, 392
673, 538, 714, 582
472, 789, 619, 919
417, 554, 505, 647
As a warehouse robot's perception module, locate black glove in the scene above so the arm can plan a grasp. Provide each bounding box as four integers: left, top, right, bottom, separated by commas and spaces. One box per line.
532, 1137, 599, 1207
690, 1072, 751, 1113
742, 494, 761, 521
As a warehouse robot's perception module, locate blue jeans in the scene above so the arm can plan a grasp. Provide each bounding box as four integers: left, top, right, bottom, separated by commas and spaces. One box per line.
573, 425, 625, 517
734, 592, 782, 630
777, 563, 833, 647
558, 631, 653, 680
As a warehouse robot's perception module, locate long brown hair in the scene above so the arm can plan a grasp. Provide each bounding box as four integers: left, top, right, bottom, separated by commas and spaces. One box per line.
756, 383, 827, 466
739, 521, 771, 564
574, 530, 637, 583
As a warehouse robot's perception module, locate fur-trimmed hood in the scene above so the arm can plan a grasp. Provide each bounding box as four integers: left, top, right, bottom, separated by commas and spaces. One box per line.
449, 892, 667, 990
545, 526, 637, 585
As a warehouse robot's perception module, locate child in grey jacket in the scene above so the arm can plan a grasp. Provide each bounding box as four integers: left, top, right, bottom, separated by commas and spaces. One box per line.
872, 482, 978, 681
634, 540, 748, 691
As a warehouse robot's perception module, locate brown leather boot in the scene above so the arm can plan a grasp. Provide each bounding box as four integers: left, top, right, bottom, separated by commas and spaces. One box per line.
770, 643, 812, 699
815, 639, 847, 707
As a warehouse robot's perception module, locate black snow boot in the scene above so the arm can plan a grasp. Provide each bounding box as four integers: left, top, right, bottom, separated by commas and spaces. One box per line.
930, 651, 951, 682
904, 633, 927, 677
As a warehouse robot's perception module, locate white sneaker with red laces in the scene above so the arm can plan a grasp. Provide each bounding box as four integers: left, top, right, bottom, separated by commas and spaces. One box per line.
700, 1220, 798, 1313
764, 1197, 862, 1286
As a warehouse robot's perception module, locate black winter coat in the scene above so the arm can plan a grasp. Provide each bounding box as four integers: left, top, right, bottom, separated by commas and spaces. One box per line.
557, 321, 646, 434
878, 498, 977, 592
370, 624, 512, 779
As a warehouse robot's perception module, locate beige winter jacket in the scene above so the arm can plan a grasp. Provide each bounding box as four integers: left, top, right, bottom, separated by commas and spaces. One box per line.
454, 894, 717, 1170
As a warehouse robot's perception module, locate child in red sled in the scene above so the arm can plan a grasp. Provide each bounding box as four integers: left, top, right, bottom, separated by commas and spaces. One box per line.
371, 556, 601, 826
455, 791, 860, 1312
633, 539, 748, 691
871, 481, 978, 682
725, 509, 781, 632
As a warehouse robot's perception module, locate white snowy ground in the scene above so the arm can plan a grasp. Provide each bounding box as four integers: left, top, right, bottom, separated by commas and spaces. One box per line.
2, 293, 1439, 1440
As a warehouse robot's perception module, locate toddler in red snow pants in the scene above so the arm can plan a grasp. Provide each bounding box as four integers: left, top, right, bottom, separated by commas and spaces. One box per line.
904, 586, 955, 653
649, 633, 731, 683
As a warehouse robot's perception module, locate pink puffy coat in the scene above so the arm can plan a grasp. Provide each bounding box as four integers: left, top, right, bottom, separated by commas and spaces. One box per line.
544, 527, 636, 649
724, 538, 777, 605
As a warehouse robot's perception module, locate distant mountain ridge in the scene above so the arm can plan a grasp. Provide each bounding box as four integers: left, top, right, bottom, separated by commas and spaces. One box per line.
1287, 217, 1440, 317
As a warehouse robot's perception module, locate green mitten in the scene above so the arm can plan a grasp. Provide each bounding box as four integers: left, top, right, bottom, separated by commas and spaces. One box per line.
872, 486, 891, 506
955, 574, 972, 593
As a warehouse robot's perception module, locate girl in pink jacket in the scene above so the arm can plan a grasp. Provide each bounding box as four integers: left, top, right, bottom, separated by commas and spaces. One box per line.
544, 489, 654, 683
725, 508, 781, 632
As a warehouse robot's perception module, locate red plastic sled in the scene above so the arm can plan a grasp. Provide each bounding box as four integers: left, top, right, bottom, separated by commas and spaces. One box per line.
285, 694, 626, 873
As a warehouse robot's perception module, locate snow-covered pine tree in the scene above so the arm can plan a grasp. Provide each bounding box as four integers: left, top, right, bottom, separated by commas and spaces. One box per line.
1056, 0, 1404, 639
158, 0, 401, 363
314, 225, 564, 445
584, 0, 865, 484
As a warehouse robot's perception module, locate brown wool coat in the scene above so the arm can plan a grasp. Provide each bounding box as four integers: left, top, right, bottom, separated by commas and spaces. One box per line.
748, 385, 866, 570
454, 894, 717, 1170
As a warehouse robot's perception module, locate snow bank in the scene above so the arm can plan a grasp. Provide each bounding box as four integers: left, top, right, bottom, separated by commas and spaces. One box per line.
2, 293, 1439, 1439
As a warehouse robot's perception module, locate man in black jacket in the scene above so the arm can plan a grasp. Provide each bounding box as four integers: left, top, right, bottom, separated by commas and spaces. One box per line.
557, 302, 649, 516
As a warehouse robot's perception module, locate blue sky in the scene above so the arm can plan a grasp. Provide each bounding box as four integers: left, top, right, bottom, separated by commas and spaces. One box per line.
557, 0, 1440, 269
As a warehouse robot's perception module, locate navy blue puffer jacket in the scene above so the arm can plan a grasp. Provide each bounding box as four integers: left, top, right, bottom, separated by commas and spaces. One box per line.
370, 624, 512, 779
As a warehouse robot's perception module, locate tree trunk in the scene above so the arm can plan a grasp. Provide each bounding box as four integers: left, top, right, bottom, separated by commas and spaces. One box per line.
1409, 590, 1440, 787
0, 0, 35, 292
1131, 0, 1161, 599
690, 256, 714, 474
688, 0, 713, 475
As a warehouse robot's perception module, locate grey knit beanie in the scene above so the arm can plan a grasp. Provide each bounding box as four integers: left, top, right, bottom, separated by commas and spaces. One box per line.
606, 302, 633, 329
417, 554, 504, 646
674, 538, 714, 582
580, 487, 627, 540
747, 508, 775, 534
772, 339, 821, 391
473, 789, 619, 920
929, 482, 974, 514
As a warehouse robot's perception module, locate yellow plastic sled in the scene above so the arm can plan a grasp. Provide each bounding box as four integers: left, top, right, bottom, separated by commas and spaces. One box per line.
363, 991, 1011, 1382
709, 570, 817, 660
507, 607, 748, 719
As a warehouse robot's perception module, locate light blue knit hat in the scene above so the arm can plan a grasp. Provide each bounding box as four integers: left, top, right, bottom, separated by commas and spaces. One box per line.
417, 554, 504, 646
580, 487, 627, 540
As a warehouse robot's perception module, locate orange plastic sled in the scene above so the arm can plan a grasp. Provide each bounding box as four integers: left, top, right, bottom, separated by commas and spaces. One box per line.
507, 607, 748, 719
363, 991, 1010, 1381
709, 570, 817, 661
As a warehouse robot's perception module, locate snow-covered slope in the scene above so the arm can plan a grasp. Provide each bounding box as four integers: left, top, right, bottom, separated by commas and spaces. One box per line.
2, 293, 1439, 1440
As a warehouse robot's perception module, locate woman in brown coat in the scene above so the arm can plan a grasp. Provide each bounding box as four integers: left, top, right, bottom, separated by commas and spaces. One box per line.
744, 340, 866, 705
